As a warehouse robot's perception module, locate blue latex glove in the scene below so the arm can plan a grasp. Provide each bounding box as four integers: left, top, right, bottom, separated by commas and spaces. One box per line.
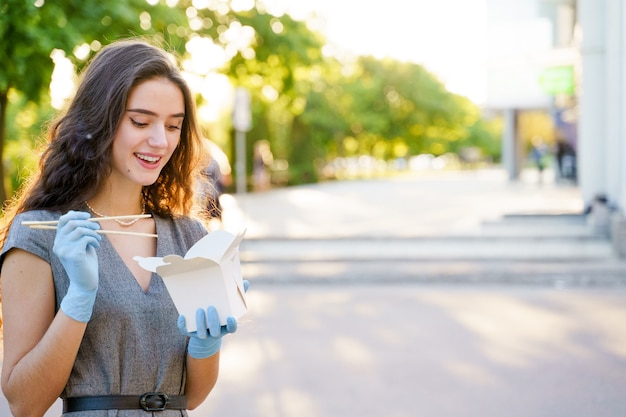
53, 210, 102, 322
178, 280, 249, 359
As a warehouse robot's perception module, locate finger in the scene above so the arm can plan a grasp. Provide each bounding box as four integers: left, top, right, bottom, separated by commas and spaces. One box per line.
57, 222, 101, 243
85, 246, 99, 261
195, 308, 208, 339
85, 236, 101, 250
177, 315, 188, 334
206, 306, 221, 338
225, 316, 237, 334
57, 210, 91, 228
66, 222, 102, 238
57, 228, 101, 252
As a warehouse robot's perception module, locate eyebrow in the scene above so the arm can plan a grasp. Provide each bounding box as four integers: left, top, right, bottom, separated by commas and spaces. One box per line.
127, 108, 185, 118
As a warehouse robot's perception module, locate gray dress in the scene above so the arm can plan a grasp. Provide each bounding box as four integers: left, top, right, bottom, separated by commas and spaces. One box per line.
1, 209, 208, 417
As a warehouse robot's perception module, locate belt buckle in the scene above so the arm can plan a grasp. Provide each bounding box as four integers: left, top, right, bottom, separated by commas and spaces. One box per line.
140, 392, 169, 411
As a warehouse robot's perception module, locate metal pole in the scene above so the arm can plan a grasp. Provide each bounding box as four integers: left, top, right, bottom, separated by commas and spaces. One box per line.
232, 87, 251, 194
235, 129, 246, 194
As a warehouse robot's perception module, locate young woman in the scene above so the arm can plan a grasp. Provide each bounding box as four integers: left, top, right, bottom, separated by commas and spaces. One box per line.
0, 38, 243, 417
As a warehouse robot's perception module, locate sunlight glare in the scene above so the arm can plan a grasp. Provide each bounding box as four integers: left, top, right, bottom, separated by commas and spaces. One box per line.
262, 0, 487, 104
261, 85, 278, 102
219, 340, 269, 383
191, 0, 209, 8
231, 0, 255, 12
185, 6, 198, 18
184, 36, 227, 74
258, 0, 287, 17
219, 22, 256, 57
72, 43, 91, 61
49, 49, 75, 110
270, 18, 284, 34
198, 73, 234, 122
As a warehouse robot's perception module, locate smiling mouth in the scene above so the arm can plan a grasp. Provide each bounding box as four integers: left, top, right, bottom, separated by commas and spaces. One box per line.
135, 153, 161, 164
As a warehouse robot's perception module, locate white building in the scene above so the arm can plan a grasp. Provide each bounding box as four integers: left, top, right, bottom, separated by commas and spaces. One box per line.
485, 0, 626, 254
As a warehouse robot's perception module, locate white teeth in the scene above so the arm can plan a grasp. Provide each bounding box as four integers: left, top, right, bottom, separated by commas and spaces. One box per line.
136, 154, 160, 163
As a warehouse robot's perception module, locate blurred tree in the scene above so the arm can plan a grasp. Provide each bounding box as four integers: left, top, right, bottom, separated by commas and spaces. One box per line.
224, 8, 326, 186
0, 0, 188, 203
1, 1, 501, 196
298, 55, 500, 174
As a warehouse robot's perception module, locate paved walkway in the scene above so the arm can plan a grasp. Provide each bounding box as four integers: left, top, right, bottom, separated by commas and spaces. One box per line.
220, 167, 586, 240
215, 167, 620, 265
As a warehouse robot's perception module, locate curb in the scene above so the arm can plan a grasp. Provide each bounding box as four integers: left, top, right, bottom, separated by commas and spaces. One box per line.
241, 258, 626, 287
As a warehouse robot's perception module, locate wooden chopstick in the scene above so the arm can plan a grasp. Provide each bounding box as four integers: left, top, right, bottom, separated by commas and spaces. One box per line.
25, 224, 158, 238
21, 214, 152, 226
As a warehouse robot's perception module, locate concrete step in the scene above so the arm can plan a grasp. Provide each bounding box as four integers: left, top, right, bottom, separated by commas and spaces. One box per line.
238, 213, 616, 262
239, 234, 613, 262
479, 213, 605, 238
240, 258, 626, 286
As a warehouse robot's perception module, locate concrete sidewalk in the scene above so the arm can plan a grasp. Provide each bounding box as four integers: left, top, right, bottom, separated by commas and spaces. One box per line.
218, 168, 607, 259
220, 167, 587, 241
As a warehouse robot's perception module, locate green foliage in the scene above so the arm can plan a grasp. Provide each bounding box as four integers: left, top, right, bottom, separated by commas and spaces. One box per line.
0, 0, 184, 99
223, 9, 326, 186
3, 90, 55, 194
1, 1, 502, 197
296, 54, 500, 174
0, 0, 190, 201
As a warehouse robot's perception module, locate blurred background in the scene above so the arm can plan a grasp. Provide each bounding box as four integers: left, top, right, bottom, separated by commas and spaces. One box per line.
0, 0, 589, 199
2, 0, 626, 416
1, 0, 624, 231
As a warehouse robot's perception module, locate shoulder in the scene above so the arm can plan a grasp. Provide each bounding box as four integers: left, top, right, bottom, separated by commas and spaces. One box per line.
173, 215, 207, 236
1, 210, 60, 267
154, 214, 208, 252
14, 210, 60, 223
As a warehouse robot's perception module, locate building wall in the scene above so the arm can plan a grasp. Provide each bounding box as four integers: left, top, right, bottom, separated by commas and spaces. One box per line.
576, 0, 607, 206
485, 0, 626, 253
484, 0, 577, 179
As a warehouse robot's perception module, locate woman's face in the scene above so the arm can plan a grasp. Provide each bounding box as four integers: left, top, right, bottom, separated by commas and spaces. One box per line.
110, 77, 185, 187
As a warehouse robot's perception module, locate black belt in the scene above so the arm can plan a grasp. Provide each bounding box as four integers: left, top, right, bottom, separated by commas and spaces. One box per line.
63, 392, 187, 412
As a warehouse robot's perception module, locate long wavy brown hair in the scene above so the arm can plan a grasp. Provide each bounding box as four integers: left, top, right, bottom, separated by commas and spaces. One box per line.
0, 38, 205, 247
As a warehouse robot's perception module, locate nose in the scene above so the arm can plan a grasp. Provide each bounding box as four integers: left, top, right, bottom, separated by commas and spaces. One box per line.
147, 125, 168, 148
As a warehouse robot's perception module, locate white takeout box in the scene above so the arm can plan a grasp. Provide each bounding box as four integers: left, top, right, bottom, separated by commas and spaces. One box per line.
133, 229, 247, 331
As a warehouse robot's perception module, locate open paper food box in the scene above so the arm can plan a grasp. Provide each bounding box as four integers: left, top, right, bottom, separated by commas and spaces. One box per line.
133, 229, 247, 331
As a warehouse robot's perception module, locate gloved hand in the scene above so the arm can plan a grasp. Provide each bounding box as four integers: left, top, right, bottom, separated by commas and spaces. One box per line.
178, 280, 249, 359
53, 210, 102, 322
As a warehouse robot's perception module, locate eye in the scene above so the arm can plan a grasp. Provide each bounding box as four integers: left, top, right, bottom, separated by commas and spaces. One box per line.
130, 118, 148, 128
167, 124, 182, 131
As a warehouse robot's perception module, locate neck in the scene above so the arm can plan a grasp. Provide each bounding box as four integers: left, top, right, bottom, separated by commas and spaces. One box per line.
85, 199, 145, 218
89, 180, 144, 216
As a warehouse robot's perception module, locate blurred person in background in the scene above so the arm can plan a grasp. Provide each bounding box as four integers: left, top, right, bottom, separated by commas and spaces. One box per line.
199, 139, 232, 224
253, 139, 273, 191
530, 135, 548, 182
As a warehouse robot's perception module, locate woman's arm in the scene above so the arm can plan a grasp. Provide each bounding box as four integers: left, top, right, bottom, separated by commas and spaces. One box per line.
184, 353, 221, 409
176, 305, 241, 409
1, 249, 88, 417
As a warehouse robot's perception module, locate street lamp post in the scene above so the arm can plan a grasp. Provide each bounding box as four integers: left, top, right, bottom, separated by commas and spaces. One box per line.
232, 87, 251, 194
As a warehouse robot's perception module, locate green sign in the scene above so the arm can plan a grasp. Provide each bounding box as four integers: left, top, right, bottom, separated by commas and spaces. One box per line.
539, 65, 575, 96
